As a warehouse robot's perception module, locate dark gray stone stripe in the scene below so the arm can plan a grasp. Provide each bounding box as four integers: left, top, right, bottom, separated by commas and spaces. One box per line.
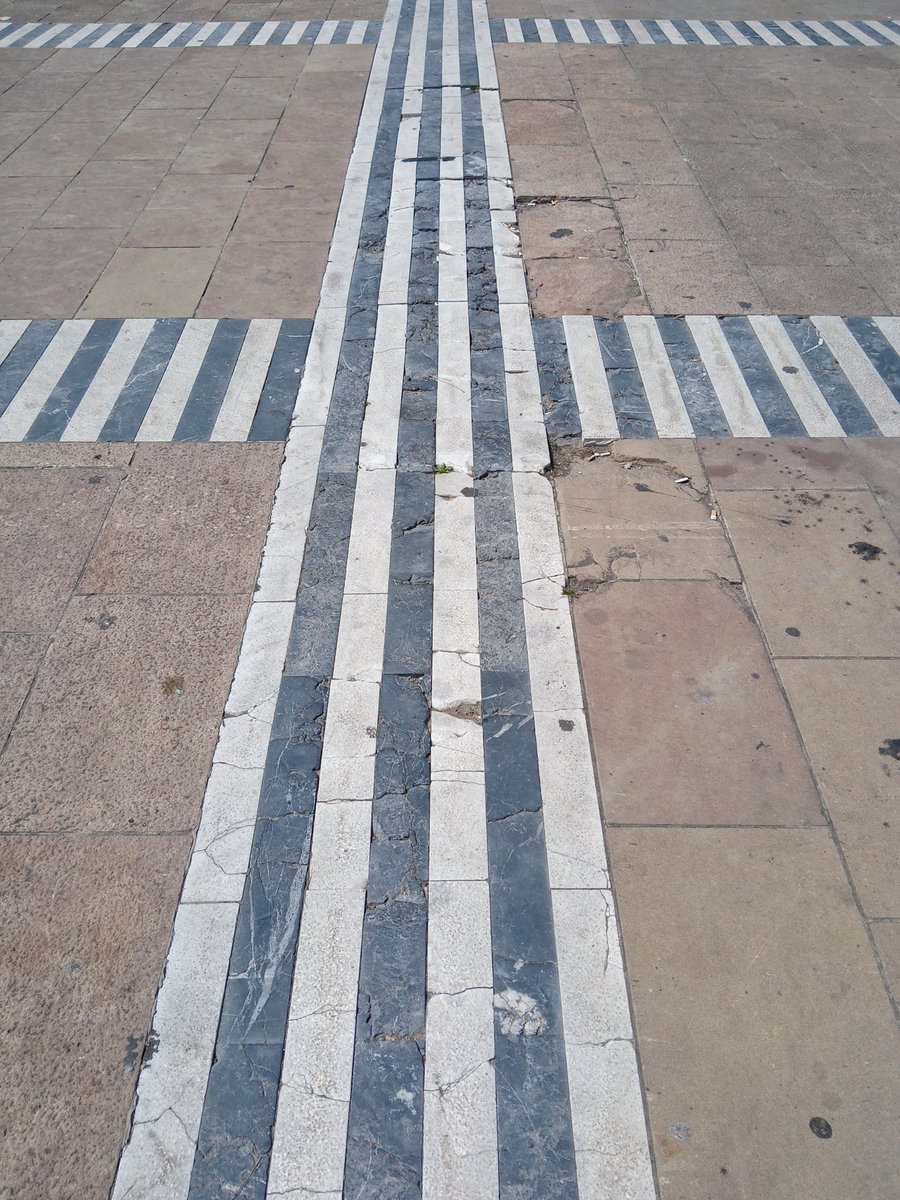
719, 316, 806, 436
844, 317, 900, 406
533, 317, 581, 442
0, 321, 62, 420
733, 19, 766, 44
174, 318, 249, 442
187, 4, 416, 1194
26, 319, 124, 442
248, 319, 313, 442
673, 18, 703, 42
98, 318, 185, 441
594, 318, 657, 437
459, 3, 579, 1191
701, 18, 732, 44
657, 316, 731, 438
781, 317, 879, 436
490, 17, 507, 42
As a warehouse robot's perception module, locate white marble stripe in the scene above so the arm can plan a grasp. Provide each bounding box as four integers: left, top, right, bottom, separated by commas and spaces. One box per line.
686, 315, 769, 436
347, 19, 368, 43
775, 20, 814, 45
625, 315, 693, 437
499, 304, 550, 472
802, 19, 847, 45
535, 17, 556, 42
26, 23, 72, 47
832, 19, 879, 45
122, 22, 161, 46
717, 19, 751, 45
0, 320, 30, 367
436, 303, 473, 473
740, 20, 781, 45
686, 18, 721, 44
873, 315, 900, 359
563, 315, 619, 440
250, 19, 279, 44
864, 19, 900, 45
60, 318, 154, 441
566, 18, 590, 43
504, 17, 523, 42
813, 316, 900, 436
55, 23, 101, 46
595, 18, 620, 44
655, 18, 687, 44
749, 315, 844, 437
0, 22, 11, 37
0, 22, 41, 45
0, 321, 90, 440
91, 22, 131, 47
281, 20, 310, 44
626, 18, 655, 44
187, 21, 221, 45
209, 318, 281, 441
217, 20, 250, 45
357, 302, 407, 469
135, 320, 215, 441
155, 21, 192, 46
315, 18, 340, 43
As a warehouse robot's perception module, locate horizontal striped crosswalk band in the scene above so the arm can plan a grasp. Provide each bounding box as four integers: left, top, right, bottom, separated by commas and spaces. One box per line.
0, 18, 382, 47
0, 315, 895, 442
488, 17, 896, 45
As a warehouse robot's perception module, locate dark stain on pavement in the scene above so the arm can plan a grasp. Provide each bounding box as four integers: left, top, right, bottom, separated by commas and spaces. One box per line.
849, 541, 883, 561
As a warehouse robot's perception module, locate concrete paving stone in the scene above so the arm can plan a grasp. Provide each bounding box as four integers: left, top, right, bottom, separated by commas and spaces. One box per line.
0, 633, 45, 745
527, 251, 645, 319
124, 176, 249, 247
699, 439, 868, 492
0, 592, 248, 832
78, 246, 221, 317
141, 70, 231, 111
630, 67, 724, 106
0, 112, 51, 161
656, 99, 754, 145
231, 44, 312, 77
845, 437, 900, 539
767, 135, 882, 193
720, 489, 900, 658
197, 238, 327, 318
739, 100, 829, 142
81, 443, 282, 596
593, 136, 696, 187
579, 98, 671, 144
872, 923, 900, 1002
0, 118, 114, 177
0, 175, 70, 228
73, 157, 172, 189
0, 74, 95, 115
501, 98, 587, 146
778, 658, 899, 919
253, 139, 352, 188
556, 443, 739, 584
682, 142, 787, 198
207, 74, 296, 120
0, 444, 133, 468
629, 238, 768, 316
229, 185, 337, 246
94, 107, 204, 161
714, 196, 854, 268
518, 198, 620, 257
35, 183, 154, 231
751, 262, 887, 317
613, 185, 727, 243
576, 580, 822, 825
608, 826, 900, 1200
509, 144, 607, 197
171, 118, 277, 175
0, 832, 192, 1200
0, 466, 122, 634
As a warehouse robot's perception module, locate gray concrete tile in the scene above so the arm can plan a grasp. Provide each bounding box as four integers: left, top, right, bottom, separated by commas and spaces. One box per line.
78, 246, 220, 317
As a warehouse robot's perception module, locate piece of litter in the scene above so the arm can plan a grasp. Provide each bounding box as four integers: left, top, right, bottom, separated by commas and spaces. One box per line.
596, 438, 615, 446
675, 475, 690, 484
709, 508, 718, 521
623, 462, 633, 470
599, 451, 611, 457
587, 453, 599, 461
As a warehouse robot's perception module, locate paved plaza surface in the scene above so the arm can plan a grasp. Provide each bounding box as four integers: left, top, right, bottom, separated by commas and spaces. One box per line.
0, 2, 898, 1198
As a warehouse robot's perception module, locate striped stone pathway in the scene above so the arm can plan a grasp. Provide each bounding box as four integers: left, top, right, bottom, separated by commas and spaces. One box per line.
492, 15, 900, 45
1, 314, 898, 442
0, 18, 381, 48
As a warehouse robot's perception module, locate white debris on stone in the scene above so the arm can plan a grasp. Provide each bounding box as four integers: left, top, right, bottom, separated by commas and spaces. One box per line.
493, 989, 548, 1039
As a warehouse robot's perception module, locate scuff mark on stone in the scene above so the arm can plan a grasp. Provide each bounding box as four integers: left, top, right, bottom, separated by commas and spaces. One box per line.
493, 989, 548, 1039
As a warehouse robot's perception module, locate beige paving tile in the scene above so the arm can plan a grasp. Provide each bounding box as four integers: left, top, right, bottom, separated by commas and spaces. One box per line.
613, 184, 726, 243
207, 75, 295, 120
719, 489, 900, 658
526, 252, 644, 319
0, 468, 122, 633
556, 444, 739, 584
845, 438, 900, 539
35, 184, 153, 232
229, 185, 337, 246
94, 107, 203, 161
579, 98, 670, 144
577, 580, 821, 825
197, 238, 326, 318
0, 444, 133, 469
752, 263, 886, 317
518, 198, 620, 257
73, 158, 172, 189
0, 175, 70, 228
609, 826, 900, 1200
629, 238, 767, 316
593, 136, 696, 187
0, 832, 191, 1200
0, 633, 45, 745
81, 444, 282, 597
0, 592, 248, 833
778, 659, 900, 919
231, 44, 312, 77
172, 118, 277, 175
509, 144, 607, 198
502, 99, 587, 146
683, 142, 787, 198
124, 176, 249, 248
872, 922, 900, 1002
78, 246, 220, 317
699, 439, 868, 492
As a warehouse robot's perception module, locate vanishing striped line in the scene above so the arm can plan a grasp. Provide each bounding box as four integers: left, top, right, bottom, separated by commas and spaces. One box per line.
487, 16, 894, 45
0, 18, 382, 47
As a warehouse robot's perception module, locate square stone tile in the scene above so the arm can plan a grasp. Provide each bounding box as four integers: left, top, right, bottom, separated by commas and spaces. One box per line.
231, 45, 312, 78
197, 238, 326, 318
502, 99, 587, 146
207, 75, 296, 120
35, 184, 153, 232
752, 262, 885, 317
526, 253, 645, 319
872, 922, 900, 1000
124, 176, 250, 248
73, 158, 172, 190
613, 185, 726, 242
518, 198, 620, 257
719, 489, 900, 657
778, 659, 900, 919
94, 108, 204, 162
78, 246, 220, 317
172, 118, 278, 175
0, 229, 121, 318
608, 826, 900, 1200
0, 832, 191, 1200
0, 120, 118, 178
0, 175, 70, 228
509, 144, 608, 198
593, 136, 696, 187
81, 444, 282, 596
576, 581, 821, 825
846, 438, 900, 539
699, 439, 867, 492
497, 61, 574, 102
556, 443, 739, 583
229, 186, 338, 246
629, 238, 767, 316
0, 468, 122, 634
0, 444, 133, 469
0, 633, 46, 744
0, 593, 248, 833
